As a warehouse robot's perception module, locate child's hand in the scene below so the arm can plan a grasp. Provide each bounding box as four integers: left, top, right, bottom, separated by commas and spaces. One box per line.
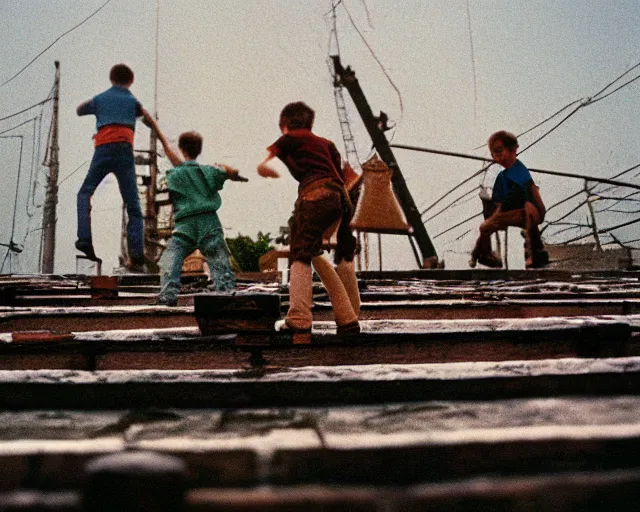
257, 163, 280, 178
220, 164, 249, 182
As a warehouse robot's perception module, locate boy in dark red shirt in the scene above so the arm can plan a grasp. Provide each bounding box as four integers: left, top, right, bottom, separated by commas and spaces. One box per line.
258, 102, 360, 336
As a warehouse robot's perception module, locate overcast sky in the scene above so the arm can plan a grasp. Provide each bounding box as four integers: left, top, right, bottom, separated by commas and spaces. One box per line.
1, 0, 640, 274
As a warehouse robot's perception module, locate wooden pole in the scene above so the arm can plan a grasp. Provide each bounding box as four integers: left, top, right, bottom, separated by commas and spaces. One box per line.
41, 61, 60, 274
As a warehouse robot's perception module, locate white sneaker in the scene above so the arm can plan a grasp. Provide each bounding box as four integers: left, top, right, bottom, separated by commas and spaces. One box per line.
274, 319, 311, 333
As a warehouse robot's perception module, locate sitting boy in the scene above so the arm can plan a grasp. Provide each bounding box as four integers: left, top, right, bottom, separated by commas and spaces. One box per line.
142, 110, 247, 306
470, 130, 548, 269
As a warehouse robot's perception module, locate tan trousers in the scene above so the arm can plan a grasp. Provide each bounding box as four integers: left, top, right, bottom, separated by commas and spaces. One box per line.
472, 202, 542, 266
286, 257, 360, 330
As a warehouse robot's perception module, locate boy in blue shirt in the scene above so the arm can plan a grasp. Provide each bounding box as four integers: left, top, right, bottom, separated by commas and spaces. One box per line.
142, 110, 247, 306
76, 64, 146, 268
470, 130, 547, 269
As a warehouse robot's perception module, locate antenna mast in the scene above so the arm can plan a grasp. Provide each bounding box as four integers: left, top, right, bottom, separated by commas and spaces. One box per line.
144, 0, 161, 265
123, 1, 161, 270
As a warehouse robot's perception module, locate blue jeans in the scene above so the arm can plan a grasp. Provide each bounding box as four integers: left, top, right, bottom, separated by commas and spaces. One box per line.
158, 212, 235, 303
76, 142, 143, 259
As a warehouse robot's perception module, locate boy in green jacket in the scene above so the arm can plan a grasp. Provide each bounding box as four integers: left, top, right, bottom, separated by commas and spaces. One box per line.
143, 110, 247, 306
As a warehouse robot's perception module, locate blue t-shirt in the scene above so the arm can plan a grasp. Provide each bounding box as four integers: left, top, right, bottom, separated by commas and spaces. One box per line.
492, 159, 534, 211
77, 85, 142, 130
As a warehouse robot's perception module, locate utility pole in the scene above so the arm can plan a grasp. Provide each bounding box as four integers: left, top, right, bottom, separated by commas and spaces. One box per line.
331, 56, 438, 268
41, 61, 60, 274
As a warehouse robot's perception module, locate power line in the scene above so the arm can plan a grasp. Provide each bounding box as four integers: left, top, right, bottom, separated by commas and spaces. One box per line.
424, 185, 480, 223
0, 98, 52, 123
560, 215, 640, 245
58, 160, 89, 187
589, 61, 640, 103
341, 0, 404, 123
545, 189, 583, 214
434, 212, 482, 239
359, 0, 374, 29
0, 0, 113, 89
517, 102, 584, 155
473, 100, 586, 152
473, 62, 640, 154
0, 116, 38, 137
518, 62, 640, 155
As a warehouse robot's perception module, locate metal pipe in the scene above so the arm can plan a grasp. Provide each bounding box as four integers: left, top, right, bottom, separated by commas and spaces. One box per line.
391, 143, 640, 191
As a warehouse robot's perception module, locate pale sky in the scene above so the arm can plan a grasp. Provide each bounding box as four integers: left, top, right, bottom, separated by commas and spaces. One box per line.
1, 0, 640, 274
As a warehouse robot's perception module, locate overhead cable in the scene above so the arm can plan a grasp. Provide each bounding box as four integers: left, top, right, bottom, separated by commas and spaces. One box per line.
341, 0, 404, 122
0, 0, 113, 89
0, 98, 52, 123
560, 215, 640, 245
58, 160, 89, 187
0, 116, 38, 136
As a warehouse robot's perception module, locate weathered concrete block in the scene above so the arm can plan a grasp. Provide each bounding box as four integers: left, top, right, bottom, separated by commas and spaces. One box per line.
89, 276, 118, 299
195, 293, 281, 335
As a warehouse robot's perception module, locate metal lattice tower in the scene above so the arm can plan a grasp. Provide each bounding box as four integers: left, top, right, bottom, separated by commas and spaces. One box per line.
333, 84, 362, 172
328, 1, 362, 172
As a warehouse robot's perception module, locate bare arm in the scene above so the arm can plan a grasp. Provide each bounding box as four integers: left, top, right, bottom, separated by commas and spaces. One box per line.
142, 108, 183, 167
76, 99, 92, 116
257, 151, 281, 179
217, 163, 249, 182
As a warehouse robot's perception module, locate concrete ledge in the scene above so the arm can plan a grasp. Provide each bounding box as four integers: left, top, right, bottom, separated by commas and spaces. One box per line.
0, 317, 637, 370
0, 357, 639, 408
357, 269, 640, 281
3, 299, 640, 334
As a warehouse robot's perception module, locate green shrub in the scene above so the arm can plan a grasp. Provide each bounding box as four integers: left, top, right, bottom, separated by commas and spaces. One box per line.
225, 232, 274, 272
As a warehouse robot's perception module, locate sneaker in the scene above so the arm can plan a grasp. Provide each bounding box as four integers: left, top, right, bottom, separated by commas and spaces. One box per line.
527, 250, 549, 269
478, 252, 503, 268
274, 319, 311, 334
75, 239, 99, 261
125, 255, 147, 274
155, 296, 178, 307
336, 321, 360, 338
